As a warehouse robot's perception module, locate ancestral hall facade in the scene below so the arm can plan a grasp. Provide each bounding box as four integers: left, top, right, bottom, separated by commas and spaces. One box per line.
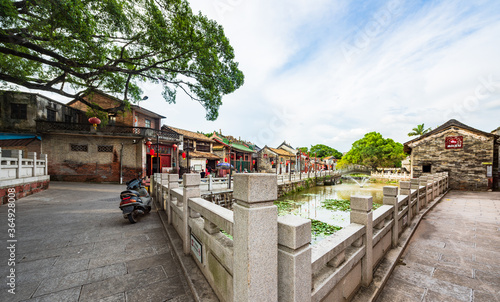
404, 119, 499, 191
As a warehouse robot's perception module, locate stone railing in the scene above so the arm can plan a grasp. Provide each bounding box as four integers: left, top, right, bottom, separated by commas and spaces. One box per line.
0, 148, 50, 204
151, 172, 449, 302
0, 148, 48, 180
371, 171, 411, 181
277, 170, 338, 184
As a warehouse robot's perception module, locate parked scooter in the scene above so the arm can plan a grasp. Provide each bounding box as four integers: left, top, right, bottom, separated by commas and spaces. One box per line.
119, 173, 153, 223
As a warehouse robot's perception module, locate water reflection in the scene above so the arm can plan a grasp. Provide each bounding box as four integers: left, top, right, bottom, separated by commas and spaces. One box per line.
277, 180, 387, 228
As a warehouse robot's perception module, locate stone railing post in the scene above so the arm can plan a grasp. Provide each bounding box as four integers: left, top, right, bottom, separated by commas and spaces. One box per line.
233, 174, 278, 302
426, 176, 434, 201
151, 173, 157, 199
383, 186, 399, 247
160, 173, 168, 205
167, 174, 179, 223
400, 181, 412, 222
42, 154, 48, 175
28, 152, 37, 177
351, 196, 373, 286
12, 150, 22, 179
182, 174, 200, 254
277, 215, 311, 302
419, 176, 428, 207
410, 178, 420, 214
432, 175, 438, 199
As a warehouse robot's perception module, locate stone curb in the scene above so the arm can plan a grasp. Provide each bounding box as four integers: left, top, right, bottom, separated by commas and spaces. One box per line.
153, 201, 219, 302
353, 189, 451, 302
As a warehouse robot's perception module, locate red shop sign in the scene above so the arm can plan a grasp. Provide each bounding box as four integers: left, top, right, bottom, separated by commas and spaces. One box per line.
445, 136, 463, 149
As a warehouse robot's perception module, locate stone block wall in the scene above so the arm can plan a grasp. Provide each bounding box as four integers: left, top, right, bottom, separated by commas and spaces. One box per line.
410, 128, 495, 190
43, 134, 142, 182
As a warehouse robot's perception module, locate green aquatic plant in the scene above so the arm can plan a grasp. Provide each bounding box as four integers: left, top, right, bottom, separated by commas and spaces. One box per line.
310, 219, 342, 239
322, 199, 351, 212
322, 199, 383, 212
274, 199, 302, 216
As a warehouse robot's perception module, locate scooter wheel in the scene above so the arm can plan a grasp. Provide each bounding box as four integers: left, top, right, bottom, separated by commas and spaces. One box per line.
127, 212, 138, 224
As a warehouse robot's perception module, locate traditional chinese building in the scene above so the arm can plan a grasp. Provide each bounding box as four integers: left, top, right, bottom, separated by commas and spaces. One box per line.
210, 132, 256, 174
0, 90, 181, 182
257, 146, 295, 174
404, 119, 499, 191
162, 126, 219, 176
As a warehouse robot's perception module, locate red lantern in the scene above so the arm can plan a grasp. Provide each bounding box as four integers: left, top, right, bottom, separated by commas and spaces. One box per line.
224, 158, 228, 163
149, 149, 155, 156
173, 144, 177, 150
182, 152, 186, 159
88, 117, 101, 130
206, 159, 208, 163
252, 160, 255, 165
145, 141, 152, 147
271, 161, 274, 165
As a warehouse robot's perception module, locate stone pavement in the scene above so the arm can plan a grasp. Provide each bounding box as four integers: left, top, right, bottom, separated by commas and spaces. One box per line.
377, 191, 500, 302
0, 181, 197, 302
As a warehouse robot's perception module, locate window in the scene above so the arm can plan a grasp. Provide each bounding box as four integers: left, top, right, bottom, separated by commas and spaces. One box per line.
145, 119, 151, 128
11, 103, 27, 119
70, 144, 88, 152
47, 109, 56, 121
64, 115, 72, 123
422, 164, 431, 173
98, 145, 113, 152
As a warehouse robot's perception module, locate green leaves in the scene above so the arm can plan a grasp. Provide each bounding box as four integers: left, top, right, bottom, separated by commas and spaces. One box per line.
0, 0, 244, 119
309, 144, 343, 159
408, 123, 432, 137
338, 132, 406, 169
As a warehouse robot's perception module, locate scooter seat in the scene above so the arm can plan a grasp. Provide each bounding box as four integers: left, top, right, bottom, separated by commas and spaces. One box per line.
120, 190, 140, 199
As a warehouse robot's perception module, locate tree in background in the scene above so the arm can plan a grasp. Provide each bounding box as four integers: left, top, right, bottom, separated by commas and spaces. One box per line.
309, 144, 343, 159
337, 132, 406, 170
297, 147, 308, 154
408, 124, 432, 137
0, 0, 244, 120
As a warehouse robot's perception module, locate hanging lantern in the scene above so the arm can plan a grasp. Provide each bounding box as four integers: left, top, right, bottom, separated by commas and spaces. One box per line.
271, 161, 274, 165
173, 144, 177, 150
182, 152, 186, 159
145, 141, 152, 147
88, 117, 101, 130
206, 159, 208, 164
252, 160, 255, 165
149, 148, 155, 156
224, 158, 228, 163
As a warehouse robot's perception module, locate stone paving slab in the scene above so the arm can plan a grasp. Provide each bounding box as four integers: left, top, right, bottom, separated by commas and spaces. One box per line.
0, 181, 196, 302
376, 191, 500, 302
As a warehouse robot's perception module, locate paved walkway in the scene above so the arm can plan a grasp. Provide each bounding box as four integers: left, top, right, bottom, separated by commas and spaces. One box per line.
0, 182, 196, 302
377, 191, 500, 302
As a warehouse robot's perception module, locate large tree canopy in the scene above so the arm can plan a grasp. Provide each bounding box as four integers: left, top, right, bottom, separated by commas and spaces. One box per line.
0, 0, 244, 120
309, 144, 343, 159
337, 132, 406, 170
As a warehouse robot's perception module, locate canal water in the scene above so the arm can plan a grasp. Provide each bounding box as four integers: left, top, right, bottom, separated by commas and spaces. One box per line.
276, 180, 387, 229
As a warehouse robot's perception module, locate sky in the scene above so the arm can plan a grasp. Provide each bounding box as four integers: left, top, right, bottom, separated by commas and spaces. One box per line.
37, 0, 500, 152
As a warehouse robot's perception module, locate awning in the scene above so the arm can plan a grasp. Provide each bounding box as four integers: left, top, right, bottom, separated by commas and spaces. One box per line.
0, 133, 41, 147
